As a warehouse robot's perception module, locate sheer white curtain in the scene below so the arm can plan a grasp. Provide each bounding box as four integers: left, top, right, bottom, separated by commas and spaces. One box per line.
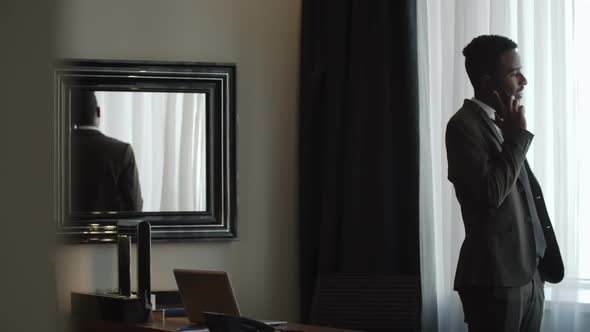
418, 0, 590, 331
95, 91, 207, 212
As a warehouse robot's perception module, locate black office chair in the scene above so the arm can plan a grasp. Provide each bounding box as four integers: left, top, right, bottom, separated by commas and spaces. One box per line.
310, 274, 420, 332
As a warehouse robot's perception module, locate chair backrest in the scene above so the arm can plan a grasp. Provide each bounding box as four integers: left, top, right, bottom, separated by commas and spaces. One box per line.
311, 273, 420, 332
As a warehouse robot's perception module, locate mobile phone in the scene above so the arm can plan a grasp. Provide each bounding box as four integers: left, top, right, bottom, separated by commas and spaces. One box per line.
495, 78, 512, 99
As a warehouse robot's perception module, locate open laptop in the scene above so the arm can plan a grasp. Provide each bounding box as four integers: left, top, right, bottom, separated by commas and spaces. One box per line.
173, 269, 287, 326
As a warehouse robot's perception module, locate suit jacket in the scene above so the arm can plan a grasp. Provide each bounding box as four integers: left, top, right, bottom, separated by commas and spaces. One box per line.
445, 99, 564, 289
71, 129, 143, 212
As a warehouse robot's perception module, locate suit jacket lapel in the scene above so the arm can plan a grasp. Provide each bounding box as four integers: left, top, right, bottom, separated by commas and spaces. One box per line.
465, 100, 520, 186
524, 160, 540, 201
463, 99, 502, 151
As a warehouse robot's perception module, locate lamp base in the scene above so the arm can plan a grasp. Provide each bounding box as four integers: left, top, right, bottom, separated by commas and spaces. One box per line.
71, 292, 150, 324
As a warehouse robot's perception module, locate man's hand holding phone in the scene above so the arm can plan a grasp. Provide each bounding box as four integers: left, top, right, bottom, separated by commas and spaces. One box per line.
492, 90, 527, 136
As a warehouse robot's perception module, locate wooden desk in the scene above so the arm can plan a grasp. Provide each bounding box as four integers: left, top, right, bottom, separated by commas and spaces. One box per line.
75, 316, 357, 332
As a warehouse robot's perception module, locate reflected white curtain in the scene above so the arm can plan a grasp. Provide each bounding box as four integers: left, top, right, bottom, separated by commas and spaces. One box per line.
417, 0, 590, 331
95, 91, 207, 212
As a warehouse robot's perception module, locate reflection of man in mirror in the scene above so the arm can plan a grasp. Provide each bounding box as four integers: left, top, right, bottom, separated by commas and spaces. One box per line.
70, 91, 143, 212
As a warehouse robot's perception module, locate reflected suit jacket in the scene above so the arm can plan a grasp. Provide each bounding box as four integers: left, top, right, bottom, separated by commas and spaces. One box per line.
71, 129, 143, 212
445, 99, 564, 289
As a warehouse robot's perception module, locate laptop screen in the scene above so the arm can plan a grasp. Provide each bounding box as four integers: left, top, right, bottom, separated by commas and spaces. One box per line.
174, 269, 241, 324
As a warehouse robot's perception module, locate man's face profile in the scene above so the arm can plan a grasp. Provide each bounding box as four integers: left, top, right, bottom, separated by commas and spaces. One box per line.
493, 49, 528, 100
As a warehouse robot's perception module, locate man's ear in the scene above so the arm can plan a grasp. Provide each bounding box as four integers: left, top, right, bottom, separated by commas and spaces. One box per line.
96, 107, 101, 118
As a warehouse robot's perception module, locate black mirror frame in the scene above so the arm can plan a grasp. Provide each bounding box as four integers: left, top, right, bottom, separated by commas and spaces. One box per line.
54, 59, 237, 243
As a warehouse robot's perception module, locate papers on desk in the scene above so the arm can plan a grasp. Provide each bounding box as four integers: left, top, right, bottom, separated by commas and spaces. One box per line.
177, 328, 209, 332
162, 307, 187, 317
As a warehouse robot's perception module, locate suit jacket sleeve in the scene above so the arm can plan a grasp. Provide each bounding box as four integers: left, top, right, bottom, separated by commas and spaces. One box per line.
119, 144, 143, 211
445, 119, 534, 209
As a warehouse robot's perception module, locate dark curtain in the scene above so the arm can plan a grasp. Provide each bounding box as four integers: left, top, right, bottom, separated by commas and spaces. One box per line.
298, 0, 419, 327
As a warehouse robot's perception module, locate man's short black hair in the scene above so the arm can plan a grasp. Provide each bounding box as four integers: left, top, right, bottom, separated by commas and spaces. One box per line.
72, 90, 98, 126
463, 35, 518, 87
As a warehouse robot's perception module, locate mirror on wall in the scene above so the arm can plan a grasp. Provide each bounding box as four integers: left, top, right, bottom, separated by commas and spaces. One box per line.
55, 60, 236, 242
72, 91, 208, 213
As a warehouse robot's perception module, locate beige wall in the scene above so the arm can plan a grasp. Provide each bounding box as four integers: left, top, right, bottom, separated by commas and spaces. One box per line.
56, 0, 301, 321
0, 1, 56, 331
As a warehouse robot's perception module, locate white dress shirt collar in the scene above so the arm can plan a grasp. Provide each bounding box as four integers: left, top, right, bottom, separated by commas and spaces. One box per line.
75, 125, 100, 131
471, 97, 496, 120
471, 97, 504, 141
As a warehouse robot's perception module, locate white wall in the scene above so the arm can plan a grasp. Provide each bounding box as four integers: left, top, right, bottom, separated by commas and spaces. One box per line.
56, 0, 301, 321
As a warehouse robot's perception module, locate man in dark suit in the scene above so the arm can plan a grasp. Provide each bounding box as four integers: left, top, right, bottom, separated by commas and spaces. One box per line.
70, 91, 143, 212
445, 35, 564, 332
